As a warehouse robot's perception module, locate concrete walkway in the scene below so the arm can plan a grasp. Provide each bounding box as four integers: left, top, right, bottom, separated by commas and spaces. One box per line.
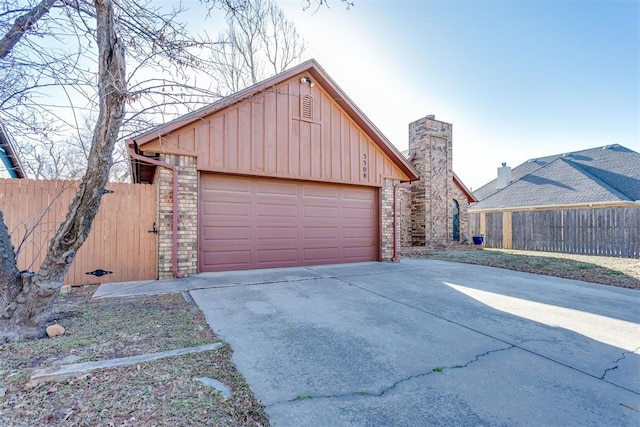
95, 259, 640, 426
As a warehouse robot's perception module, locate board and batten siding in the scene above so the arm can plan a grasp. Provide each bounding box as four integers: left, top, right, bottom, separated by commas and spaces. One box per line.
138, 74, 409, 186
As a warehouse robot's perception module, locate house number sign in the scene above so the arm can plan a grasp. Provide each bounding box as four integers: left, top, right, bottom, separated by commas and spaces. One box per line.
362, 153, 368, 179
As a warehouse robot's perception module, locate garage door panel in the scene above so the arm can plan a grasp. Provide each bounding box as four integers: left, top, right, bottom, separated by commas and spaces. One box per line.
343, 207, 373, 219
343, 246, 376, 260
304, 247, 339, 261
304, 206, 338, 219
199, 174, 378, 272
203, 201, 250, 217
343, 227, 373, 238
304, 227, 338, 239
343, 188, 374, 200
258, 226, 298, 239
202, 226, 250, 241
258, 203, 298, 218
257, 181, 298, 196
303, 185, 338, 199
257, 248, 299, 264
203, 250, 251, 268
204, 175, 251, 193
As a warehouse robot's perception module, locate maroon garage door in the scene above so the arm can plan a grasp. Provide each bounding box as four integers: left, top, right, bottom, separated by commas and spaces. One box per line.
199, 174, 379, 272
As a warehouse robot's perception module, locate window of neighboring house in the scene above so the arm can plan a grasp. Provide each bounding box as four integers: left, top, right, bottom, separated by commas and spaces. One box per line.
452, 199, 460, 241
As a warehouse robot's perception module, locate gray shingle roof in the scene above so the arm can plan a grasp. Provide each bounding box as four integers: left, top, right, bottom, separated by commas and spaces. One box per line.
471, 144, 640, 209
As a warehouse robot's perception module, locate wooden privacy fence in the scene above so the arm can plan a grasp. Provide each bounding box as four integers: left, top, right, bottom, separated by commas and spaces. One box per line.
470, 205, 640, 258
0, 178, 157, 286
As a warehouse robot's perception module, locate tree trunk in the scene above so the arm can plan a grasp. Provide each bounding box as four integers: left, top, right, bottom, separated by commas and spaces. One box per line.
0, 0, 126, 343
0, 211, 20, 321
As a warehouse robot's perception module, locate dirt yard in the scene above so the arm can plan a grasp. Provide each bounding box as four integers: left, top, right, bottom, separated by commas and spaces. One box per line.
0, 286, 269, 426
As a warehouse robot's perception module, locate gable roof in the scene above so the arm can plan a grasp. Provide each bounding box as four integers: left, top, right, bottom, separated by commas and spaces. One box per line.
0, 122, 25, 179
471, 144, 640, 210
130, 59, 419, 182
453, 171, 477, 203
400, 150, 476, 203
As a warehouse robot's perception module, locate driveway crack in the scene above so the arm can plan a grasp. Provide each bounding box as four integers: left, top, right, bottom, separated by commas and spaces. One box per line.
600, 345, 640, 380
337, 278, 640, 397
266, 345, 515, 408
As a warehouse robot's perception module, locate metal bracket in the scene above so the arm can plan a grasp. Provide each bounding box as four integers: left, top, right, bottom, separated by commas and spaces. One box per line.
147, 222, 158, 234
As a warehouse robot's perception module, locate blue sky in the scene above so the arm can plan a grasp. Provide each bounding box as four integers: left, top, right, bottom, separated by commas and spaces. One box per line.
278, 0, 639, 190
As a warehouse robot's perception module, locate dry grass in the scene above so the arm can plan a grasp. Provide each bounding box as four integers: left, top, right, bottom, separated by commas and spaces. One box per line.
0, 286, 269, 426
420, 248, 640, 290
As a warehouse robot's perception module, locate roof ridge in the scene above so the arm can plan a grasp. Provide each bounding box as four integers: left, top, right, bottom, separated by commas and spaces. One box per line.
527, 143, 631, 162
560, 157, 633, 201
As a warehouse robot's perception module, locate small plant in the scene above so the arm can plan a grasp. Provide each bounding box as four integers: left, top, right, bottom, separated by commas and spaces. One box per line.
432, 366, 443, 372
296, 394, 313, 401
454, 364, 464, 369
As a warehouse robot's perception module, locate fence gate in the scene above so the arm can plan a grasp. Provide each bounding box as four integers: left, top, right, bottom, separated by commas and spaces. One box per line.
0, 178, 157, 286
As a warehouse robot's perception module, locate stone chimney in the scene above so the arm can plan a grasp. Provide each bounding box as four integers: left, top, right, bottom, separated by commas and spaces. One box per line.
408, 115, 452, 246
496, 162, 511, 189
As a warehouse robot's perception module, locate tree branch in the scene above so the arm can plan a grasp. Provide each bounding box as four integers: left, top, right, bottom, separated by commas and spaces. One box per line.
0, 0, 59, 59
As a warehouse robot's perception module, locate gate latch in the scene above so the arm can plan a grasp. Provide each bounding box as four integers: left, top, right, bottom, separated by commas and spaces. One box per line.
86, 269, 113, 277
148, 222, 158, 234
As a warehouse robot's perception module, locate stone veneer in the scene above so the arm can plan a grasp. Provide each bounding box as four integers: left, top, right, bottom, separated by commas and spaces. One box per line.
398, 115, 471, 253
408, 116, 453, 247
156, 154, 198, 279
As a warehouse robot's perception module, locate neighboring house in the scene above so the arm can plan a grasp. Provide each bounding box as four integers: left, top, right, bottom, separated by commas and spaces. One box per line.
0, 122, 25, 179
470, 144, 640, 257
129, 59, 419, 277
397, 115, 477, 254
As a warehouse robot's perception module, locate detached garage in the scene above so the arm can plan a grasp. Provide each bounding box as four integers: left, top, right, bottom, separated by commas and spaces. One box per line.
128, 59, 419, 278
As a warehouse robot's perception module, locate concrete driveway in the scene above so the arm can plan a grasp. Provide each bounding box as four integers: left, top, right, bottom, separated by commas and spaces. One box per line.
185, 259, 640, 426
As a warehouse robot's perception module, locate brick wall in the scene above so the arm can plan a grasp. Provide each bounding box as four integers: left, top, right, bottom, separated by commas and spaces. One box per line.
398, 185, 412, 248
380, 178, 399, 261
156, 154, 198, 279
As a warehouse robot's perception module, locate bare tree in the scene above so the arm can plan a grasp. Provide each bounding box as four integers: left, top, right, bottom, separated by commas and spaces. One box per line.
17, 116, 130, 181
212, 0, 307, 95
0, 0, 127, 342
0, 0, 239, 343
8, 0, 307, 180
0, 0, 347, 343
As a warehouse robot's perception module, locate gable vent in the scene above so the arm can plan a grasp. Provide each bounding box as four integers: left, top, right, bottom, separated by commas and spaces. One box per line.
301, 95, 313, 121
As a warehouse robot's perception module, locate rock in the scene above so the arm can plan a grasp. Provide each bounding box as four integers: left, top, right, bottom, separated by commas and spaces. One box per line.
194, 377, 232, 399
54, 354, 81, 366
46, 324, 65, 337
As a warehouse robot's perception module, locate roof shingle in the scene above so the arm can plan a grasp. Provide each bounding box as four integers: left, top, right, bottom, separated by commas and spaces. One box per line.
471, 144, 640, 209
